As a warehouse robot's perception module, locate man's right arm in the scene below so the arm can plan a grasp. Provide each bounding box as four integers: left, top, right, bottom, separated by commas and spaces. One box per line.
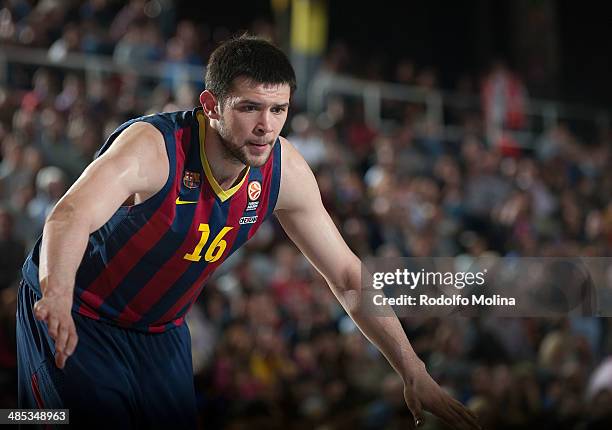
34, 121, 169, 368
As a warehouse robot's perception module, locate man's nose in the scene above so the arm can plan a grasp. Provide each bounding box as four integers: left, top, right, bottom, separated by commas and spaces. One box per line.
254, 111, 273, 135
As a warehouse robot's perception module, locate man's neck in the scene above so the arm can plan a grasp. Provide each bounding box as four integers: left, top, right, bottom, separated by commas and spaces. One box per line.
203, 118, 248, 191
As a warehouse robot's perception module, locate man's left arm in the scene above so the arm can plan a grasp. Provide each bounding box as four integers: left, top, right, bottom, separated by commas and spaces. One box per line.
274, 138, 480, 430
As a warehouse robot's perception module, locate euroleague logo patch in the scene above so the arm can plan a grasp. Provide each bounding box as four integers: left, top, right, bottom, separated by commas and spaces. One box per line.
248, 181, 261, 200
246, 181, 261, 212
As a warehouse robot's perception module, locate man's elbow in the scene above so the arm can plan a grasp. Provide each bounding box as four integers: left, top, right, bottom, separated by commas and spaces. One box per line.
329, 260, 363, 314
339, 287, 363, 315
45, 199, 90, 233
47, 198, 77, 222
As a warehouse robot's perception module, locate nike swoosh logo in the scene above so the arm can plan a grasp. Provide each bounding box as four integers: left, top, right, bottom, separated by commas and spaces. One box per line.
176, 197, 198, 205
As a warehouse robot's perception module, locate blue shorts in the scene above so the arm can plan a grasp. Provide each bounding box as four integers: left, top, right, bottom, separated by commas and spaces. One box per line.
16, 281, 197, 430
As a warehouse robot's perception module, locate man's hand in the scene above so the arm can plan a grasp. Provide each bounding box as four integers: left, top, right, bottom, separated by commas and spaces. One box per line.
32, 121, 167, 371
33, 294, 78, 369
274, 142, 480, 428
404, 362, 481, 429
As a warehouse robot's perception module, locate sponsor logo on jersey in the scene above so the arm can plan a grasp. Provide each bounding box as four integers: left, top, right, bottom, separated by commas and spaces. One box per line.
176, 197, 198, 205
248, 181, 261, 201
183, 171, 201, 189
239, 215, 258, 225
246, 201, 259, 211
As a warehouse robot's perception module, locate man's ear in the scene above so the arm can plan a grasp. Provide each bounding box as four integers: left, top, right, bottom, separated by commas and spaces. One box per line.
200, 90, 221, 120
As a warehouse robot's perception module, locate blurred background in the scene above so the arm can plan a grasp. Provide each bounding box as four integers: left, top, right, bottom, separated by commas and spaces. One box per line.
1, 1, 611, 429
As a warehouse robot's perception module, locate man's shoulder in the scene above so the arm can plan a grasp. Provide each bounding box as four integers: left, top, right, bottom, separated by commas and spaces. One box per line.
113, 108, 198, 134
95, 118, 169, 162
100, 108, 198, 154
130, 108, 197, 129
275, 136, 318, 212
279, 136, 310, 175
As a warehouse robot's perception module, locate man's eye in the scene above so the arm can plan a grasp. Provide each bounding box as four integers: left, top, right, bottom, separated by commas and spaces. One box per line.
243, 106, 256, 112
272, 107, 287, 114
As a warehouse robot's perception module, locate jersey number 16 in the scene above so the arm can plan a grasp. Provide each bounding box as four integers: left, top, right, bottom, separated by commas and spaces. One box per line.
183, 223, 233, 263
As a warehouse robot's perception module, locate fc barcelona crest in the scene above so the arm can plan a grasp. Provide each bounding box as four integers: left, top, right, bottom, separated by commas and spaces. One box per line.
183, 171, 201, 189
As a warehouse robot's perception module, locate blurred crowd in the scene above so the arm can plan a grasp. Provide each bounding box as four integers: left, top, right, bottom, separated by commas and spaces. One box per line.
1, 1, 612, 429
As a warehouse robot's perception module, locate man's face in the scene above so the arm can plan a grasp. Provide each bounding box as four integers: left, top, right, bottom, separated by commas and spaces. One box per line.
215, 77, 290, 167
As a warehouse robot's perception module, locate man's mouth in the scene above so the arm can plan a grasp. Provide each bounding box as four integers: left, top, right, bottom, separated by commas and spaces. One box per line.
246, 141, 270, 155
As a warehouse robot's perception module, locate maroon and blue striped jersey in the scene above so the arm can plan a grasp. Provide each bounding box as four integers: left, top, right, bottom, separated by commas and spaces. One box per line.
22, 108, 281, 332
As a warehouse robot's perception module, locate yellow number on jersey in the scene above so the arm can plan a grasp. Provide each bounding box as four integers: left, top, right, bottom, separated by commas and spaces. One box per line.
184, 224, 233, 263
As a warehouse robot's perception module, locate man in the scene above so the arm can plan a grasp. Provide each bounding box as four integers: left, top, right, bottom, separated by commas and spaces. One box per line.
17, 35, 480, 429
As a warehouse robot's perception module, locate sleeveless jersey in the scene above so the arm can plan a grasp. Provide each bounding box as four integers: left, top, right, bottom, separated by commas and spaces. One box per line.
22, 108, 281, 333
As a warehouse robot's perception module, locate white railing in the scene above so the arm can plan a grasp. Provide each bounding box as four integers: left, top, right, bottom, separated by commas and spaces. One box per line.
1, 46, 609, 145
0, 45, 203, 88
308, 70, 611, 145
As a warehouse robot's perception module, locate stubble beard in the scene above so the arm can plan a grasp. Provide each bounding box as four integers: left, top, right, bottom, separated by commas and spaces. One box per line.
217, 117, 274, 168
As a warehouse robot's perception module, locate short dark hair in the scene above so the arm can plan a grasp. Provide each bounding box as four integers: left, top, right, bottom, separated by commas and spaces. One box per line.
205, 34, 297, 105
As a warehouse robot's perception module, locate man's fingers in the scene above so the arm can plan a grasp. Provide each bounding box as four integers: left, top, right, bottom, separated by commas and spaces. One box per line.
449, 397, 481, 430
458, 403, 481, 429
65, 331, 78, 356
449, 397, 478, 420
55, 326, 69, 353
33, 301, 48, 321
55, 331, 77, 369
445, 402, 471, 430
48, 317, 59, 339
32, 297, 76, 369
432, 397, 463, 430
55, 351, 67, 369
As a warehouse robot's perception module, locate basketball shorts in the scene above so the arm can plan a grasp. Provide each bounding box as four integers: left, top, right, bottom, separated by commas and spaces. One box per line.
16, 280, 197, 429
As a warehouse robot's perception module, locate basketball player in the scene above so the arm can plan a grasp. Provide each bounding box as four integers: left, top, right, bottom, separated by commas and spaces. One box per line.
16, 35, 480, 429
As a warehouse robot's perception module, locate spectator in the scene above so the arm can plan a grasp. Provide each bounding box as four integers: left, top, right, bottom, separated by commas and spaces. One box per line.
481, 59, 529, 148
0, 205, 25, 290
27, 165, 67, 233
0, 8, 610, 428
